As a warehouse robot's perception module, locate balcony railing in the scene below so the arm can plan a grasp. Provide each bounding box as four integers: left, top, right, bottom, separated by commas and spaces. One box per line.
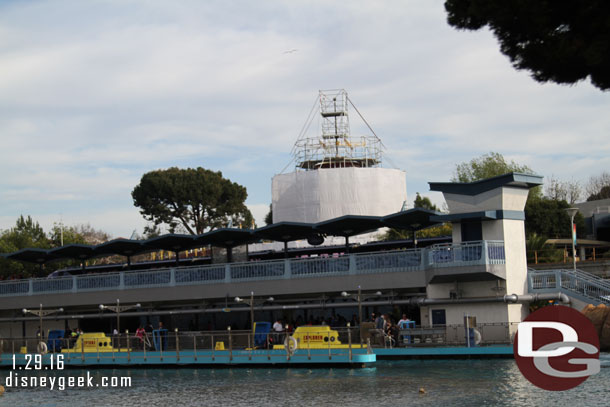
0, 240, 505, 298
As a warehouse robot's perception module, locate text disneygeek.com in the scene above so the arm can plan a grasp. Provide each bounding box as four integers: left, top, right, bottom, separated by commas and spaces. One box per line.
5, 371, 132, 391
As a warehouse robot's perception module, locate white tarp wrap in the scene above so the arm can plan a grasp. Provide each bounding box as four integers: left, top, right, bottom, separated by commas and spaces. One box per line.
272, 167, 407, 223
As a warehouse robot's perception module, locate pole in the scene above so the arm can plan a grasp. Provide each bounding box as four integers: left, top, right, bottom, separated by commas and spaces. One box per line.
357, 286, 362, 327
116, 299, 120, 334
250, 291, 254, 332
571, 213, 577, 272
39, 303, 43, 340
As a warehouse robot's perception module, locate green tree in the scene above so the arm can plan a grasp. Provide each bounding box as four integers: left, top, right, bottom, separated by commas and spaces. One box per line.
48, 223, 87, 247
453, 152, 534, 182
264, 204, 273, 225
586, 172, 610, 201
524, 197, 585, 239
413, 193, 439, 211
444, 1, 610, 91
383, 193, 450, 241
453, 152, 541, 199
132, 167, 253, 235
0, 216, 50, 278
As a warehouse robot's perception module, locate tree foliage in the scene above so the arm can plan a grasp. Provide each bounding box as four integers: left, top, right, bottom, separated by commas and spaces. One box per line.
132, 167, 253, 235
264, 204, 273, 225
414, 193, 439, 211
444, 0, 610, 91
383, 194, 450, 241
524, 197, 585, 239
453, 152, 534, 182
0, 217, 112, 279
586, 171, 610, 201
453, 152, 542, 199
544, 176, 582, 204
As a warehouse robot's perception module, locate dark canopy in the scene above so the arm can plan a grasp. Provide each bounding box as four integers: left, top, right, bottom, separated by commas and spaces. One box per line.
6, 248, 56, 265
314, 215, 383, 237
95, 239, 148, 257
254, 222, 315, 242
49, 244, 96, 261
381, 208, 441, 231
195, 228, 257, 248
144, 234, 199, 252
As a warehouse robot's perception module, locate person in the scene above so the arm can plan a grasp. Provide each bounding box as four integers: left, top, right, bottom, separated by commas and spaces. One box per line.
135, 325, 147, 349
272, 319, 283, 344
397, 314, 409, 327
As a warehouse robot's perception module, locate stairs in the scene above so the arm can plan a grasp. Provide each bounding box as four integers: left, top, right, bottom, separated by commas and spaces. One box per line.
528, 268, 610, 306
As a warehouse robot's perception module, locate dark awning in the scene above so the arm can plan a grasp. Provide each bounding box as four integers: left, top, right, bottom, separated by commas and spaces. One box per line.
195, 228, 257, 248
49, 244, 96, 260
314, 215, 383, 237
143, 234, 199, 252
6, 248, 56, 264
254, 222, 315, 242
95, 239, 148, 257
382, 208, 441, 231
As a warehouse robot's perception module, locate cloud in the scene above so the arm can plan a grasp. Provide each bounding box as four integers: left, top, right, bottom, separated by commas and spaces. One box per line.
0, 0, 609, 237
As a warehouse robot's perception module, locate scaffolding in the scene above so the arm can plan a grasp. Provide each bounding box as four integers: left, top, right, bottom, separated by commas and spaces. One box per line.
291, 89, 383, 170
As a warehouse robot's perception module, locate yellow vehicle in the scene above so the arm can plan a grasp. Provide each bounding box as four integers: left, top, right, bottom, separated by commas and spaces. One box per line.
273, 326, 364, 350
61, 332, 129, 353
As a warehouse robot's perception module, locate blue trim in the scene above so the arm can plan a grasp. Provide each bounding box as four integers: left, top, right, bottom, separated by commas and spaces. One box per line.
431, 210, 524, 223
429, 172, 543, 196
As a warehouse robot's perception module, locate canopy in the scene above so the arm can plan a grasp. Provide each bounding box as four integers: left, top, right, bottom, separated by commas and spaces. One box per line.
254, 222, 315, 242
381, 208, 441, 231
315, 215, 383, 237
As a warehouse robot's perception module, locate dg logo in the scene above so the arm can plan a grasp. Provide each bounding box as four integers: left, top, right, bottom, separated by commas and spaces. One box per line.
514, 305, 600, 391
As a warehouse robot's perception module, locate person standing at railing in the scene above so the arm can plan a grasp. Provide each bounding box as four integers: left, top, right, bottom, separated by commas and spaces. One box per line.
272, 319, 283, 344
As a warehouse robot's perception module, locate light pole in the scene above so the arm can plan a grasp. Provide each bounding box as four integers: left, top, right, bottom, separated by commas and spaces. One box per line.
235, 292, 274, 332
99, 299, 141, 333
566, 208, 579, 271
22, 304, 64, 341
341, 286, 382, 327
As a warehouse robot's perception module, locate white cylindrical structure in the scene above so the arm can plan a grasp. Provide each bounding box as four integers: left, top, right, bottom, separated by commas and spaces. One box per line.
272, 167, 407, 223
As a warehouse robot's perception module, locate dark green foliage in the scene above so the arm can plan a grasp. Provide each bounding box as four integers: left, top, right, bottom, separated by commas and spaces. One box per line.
132, 167, 253, 235
445, 0, 610, 90
524, 197, 585, 239
264, 204, 273, 225
453, 152, 534, 182
413, 193, 439, 211
453, 152, 542, 199
587, 185, 610, 201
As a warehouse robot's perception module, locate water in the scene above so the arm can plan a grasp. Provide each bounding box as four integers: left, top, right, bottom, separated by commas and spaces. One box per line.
2, 356, 609, 406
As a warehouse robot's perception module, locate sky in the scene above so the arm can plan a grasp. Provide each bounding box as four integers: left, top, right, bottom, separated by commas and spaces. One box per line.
1, 0, 609, 239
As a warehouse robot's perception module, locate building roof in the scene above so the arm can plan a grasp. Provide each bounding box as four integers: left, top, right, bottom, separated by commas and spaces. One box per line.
254, 222, 315, 242
195, 228, 258, 248
381, 208, 441, 230
49, 244, 96, 260
143, 234, 199, 252
315, 215, 383, 237
429, 172, 543, 196
6, 248, 56, 264
95, 239, 148, 257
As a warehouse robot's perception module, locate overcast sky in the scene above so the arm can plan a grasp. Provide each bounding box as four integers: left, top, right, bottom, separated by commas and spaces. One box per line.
1, 0, 609, 238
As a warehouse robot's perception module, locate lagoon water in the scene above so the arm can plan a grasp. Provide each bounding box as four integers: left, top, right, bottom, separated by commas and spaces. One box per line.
3, 356, 609, 406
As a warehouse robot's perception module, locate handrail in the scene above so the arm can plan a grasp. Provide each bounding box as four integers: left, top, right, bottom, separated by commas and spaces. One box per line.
528, 269, 610, 305
0, 241, 505, 297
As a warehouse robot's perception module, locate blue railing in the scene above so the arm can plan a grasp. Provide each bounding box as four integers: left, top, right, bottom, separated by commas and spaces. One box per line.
0, 240, 505, 297
528, 269, 610, 305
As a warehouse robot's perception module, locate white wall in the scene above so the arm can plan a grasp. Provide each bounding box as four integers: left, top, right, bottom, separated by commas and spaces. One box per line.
272, 167, 407, 223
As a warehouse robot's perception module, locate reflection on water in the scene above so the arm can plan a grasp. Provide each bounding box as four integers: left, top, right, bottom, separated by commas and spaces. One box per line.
2, 356, 609, 407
